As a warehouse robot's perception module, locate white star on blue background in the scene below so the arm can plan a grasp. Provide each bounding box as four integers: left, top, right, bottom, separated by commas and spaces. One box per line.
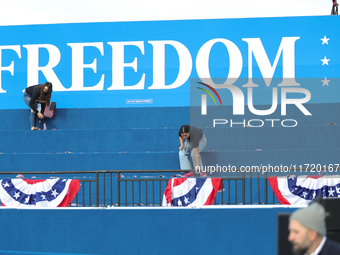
321, 77, 330, 86
320, 35, 330, 45
321, 56, 330, 65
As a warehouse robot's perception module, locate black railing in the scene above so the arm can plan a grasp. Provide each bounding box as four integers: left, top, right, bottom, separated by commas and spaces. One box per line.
0, 169, 285, 207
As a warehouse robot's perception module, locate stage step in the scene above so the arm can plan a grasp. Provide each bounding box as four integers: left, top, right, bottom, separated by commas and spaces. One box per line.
0, 151, 180, 172
0, 107, 190, 131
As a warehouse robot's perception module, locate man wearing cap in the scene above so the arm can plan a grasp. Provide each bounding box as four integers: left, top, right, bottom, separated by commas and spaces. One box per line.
288, 202, 340, 255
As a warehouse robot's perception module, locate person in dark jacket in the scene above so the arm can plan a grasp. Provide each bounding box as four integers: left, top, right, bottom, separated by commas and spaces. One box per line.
23, 82, 53, 130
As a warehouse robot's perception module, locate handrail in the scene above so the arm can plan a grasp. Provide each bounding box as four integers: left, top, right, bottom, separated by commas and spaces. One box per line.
0, 168, 318, 207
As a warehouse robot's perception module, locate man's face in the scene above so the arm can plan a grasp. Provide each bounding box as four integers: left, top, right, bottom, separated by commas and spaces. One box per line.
288, 219, 311, 255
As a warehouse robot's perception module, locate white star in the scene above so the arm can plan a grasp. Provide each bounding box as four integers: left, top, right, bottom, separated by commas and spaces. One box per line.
184, 197, 189, 205
41, 194, 46, 200
62, 179, 67, 182
329, 188, 335, 197
321, 35, 330, 45
336, 186, 340, 194
25, 196, 30, 204
321, 77, 330, 86
177, 200, 182, 206
312, 191, 316, 199
51, 189, 59, 198
288, 175, 296, 180
2, 182, 10, 188
302, 191, 308, 198
13, 192, 20, 200
321, 56, 330, 65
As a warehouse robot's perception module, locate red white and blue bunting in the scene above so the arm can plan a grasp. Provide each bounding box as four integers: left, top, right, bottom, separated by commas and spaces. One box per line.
269, 174, 340, 205
162, 178, 223, 207
0, 178, 80, 208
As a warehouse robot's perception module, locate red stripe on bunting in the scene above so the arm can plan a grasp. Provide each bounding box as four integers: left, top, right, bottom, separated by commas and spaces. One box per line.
268, 176, 291, 205
22, 179, 46, 184
204, 178, 223, 205
173, 177, 187, 187
58, 179, 81, 207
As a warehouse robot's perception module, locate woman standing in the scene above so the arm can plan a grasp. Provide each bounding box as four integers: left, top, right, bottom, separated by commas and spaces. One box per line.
178, 125, 207, 173
23, 82, 53, 130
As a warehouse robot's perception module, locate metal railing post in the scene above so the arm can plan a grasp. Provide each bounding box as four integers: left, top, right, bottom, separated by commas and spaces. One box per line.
96, 172, 99, 207
117, 171, 121, 206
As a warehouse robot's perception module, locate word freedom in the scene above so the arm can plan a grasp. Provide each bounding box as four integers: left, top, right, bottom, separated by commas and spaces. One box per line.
0, 37, 300, 92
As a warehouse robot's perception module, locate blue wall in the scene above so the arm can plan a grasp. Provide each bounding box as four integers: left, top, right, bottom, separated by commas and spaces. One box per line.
0, 207, 296, 255
0, 16, 339, 172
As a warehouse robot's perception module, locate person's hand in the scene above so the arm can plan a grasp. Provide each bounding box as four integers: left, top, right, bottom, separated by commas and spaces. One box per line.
179, 145, 183, 151
37, 112, 44, 119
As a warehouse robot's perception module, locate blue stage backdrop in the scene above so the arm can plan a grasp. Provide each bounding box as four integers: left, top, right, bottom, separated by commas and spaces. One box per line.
0, 16, 338, 110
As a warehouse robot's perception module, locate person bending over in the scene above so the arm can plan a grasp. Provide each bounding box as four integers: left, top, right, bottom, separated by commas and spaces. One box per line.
23, 82, 53, 130
178, 125, 207, 173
